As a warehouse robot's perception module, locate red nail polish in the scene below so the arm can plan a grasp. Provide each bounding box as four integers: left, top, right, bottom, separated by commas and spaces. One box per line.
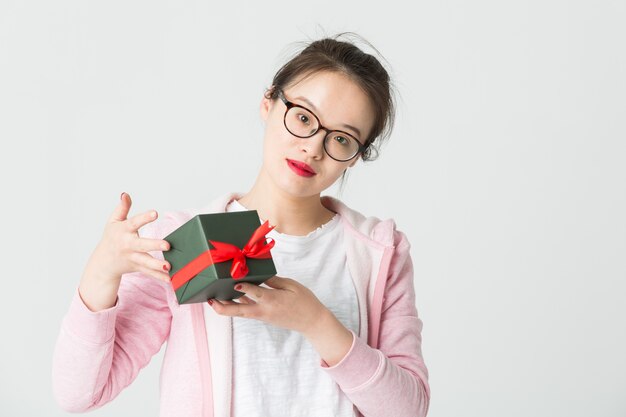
208, 299, 213, 305
163, 264, 169, 271
235, 284, 242, 291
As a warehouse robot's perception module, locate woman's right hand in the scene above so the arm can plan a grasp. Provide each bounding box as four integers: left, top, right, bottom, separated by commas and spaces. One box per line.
89, 192, 172, 283
78, 192, 172, 312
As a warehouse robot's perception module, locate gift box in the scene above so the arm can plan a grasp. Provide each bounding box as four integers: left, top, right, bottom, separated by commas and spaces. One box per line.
162, 210, 277, 304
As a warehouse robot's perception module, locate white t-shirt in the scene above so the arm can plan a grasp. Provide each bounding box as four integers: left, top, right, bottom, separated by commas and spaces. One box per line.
227, 199, 359, 417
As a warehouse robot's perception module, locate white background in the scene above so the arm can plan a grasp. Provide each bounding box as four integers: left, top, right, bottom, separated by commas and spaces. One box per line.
1, 1, 624, 416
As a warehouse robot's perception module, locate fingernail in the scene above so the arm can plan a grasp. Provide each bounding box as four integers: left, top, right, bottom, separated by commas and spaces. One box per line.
208, 299, 214, 305
235, 284, 243, 291
163, 264, 169, 271
120, 192, 125, 200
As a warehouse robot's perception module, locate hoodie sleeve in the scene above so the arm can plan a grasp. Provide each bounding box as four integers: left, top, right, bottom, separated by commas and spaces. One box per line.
51, 218, 174, 413
320, 229, 430, 417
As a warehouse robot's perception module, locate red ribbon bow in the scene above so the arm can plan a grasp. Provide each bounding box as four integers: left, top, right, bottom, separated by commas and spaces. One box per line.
170, 220, 275, 291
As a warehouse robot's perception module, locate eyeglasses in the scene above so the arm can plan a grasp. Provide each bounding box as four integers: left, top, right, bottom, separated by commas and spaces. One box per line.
277, 89, 367, 162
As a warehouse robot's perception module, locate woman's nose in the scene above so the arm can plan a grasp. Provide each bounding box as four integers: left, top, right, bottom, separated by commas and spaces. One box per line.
299, 130, 326, 159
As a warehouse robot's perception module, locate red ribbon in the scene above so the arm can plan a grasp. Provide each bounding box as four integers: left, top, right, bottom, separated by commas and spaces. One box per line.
170, 220, 275, 291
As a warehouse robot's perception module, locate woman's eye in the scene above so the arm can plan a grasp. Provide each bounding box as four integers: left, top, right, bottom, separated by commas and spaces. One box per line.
298, 114, 310, 124
334, 135, 349, 145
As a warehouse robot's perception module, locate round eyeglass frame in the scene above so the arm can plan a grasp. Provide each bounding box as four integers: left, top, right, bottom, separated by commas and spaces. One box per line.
276, 89, 367, 162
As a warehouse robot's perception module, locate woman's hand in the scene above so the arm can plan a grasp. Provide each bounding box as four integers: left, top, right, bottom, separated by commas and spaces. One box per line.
78, 192, 172, 312
87, 192, 172, 283
208, 276, 329, 337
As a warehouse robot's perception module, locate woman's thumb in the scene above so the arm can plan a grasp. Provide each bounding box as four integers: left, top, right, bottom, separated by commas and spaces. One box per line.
110, 192, 132, 222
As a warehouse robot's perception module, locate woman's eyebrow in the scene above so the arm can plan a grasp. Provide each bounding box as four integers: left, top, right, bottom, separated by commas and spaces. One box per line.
294, 95, 362, 139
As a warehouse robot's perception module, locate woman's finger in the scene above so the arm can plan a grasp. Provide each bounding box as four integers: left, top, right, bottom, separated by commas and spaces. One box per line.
237, 295, 256, 305
130, 251, 171, 275
135, 262, 172, 283
109, 192, 132, 222
127, 209, 159, 232
133, 236, 170, 253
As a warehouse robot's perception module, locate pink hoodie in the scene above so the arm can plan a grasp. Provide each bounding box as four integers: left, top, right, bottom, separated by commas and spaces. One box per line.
52, 193, 430, 417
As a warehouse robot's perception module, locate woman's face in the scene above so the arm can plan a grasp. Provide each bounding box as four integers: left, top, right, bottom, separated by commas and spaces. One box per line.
259, 70, 376, 199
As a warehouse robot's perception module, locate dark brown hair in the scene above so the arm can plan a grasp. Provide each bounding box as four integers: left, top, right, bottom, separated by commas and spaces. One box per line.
265, 32, 396, 163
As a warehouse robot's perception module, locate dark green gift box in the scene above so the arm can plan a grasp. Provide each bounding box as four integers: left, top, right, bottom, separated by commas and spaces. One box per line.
162, 210, 277, 304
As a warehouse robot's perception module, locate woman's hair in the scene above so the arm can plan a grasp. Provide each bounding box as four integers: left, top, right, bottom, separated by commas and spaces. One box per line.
265, 32, 396, 163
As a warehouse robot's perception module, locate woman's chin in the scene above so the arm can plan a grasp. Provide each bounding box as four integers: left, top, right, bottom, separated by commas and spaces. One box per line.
276, 178, 323, 199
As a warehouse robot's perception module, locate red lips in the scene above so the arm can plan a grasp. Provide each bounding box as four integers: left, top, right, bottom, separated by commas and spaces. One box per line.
286, 159, 316, 177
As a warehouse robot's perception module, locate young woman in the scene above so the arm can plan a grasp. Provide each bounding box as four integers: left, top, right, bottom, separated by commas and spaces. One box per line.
53, 34, 430, 417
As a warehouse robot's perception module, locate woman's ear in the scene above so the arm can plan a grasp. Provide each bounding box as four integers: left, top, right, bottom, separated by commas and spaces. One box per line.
260, 86, 275, 122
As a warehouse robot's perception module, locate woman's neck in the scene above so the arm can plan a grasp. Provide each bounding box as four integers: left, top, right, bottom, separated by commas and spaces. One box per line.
237, 171, 336, 236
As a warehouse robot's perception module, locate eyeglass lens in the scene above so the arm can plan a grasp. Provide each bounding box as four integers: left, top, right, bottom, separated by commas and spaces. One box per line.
285, 106, 359, 161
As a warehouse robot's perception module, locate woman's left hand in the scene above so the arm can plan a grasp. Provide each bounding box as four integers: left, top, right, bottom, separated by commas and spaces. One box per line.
208, 276, 328, 337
